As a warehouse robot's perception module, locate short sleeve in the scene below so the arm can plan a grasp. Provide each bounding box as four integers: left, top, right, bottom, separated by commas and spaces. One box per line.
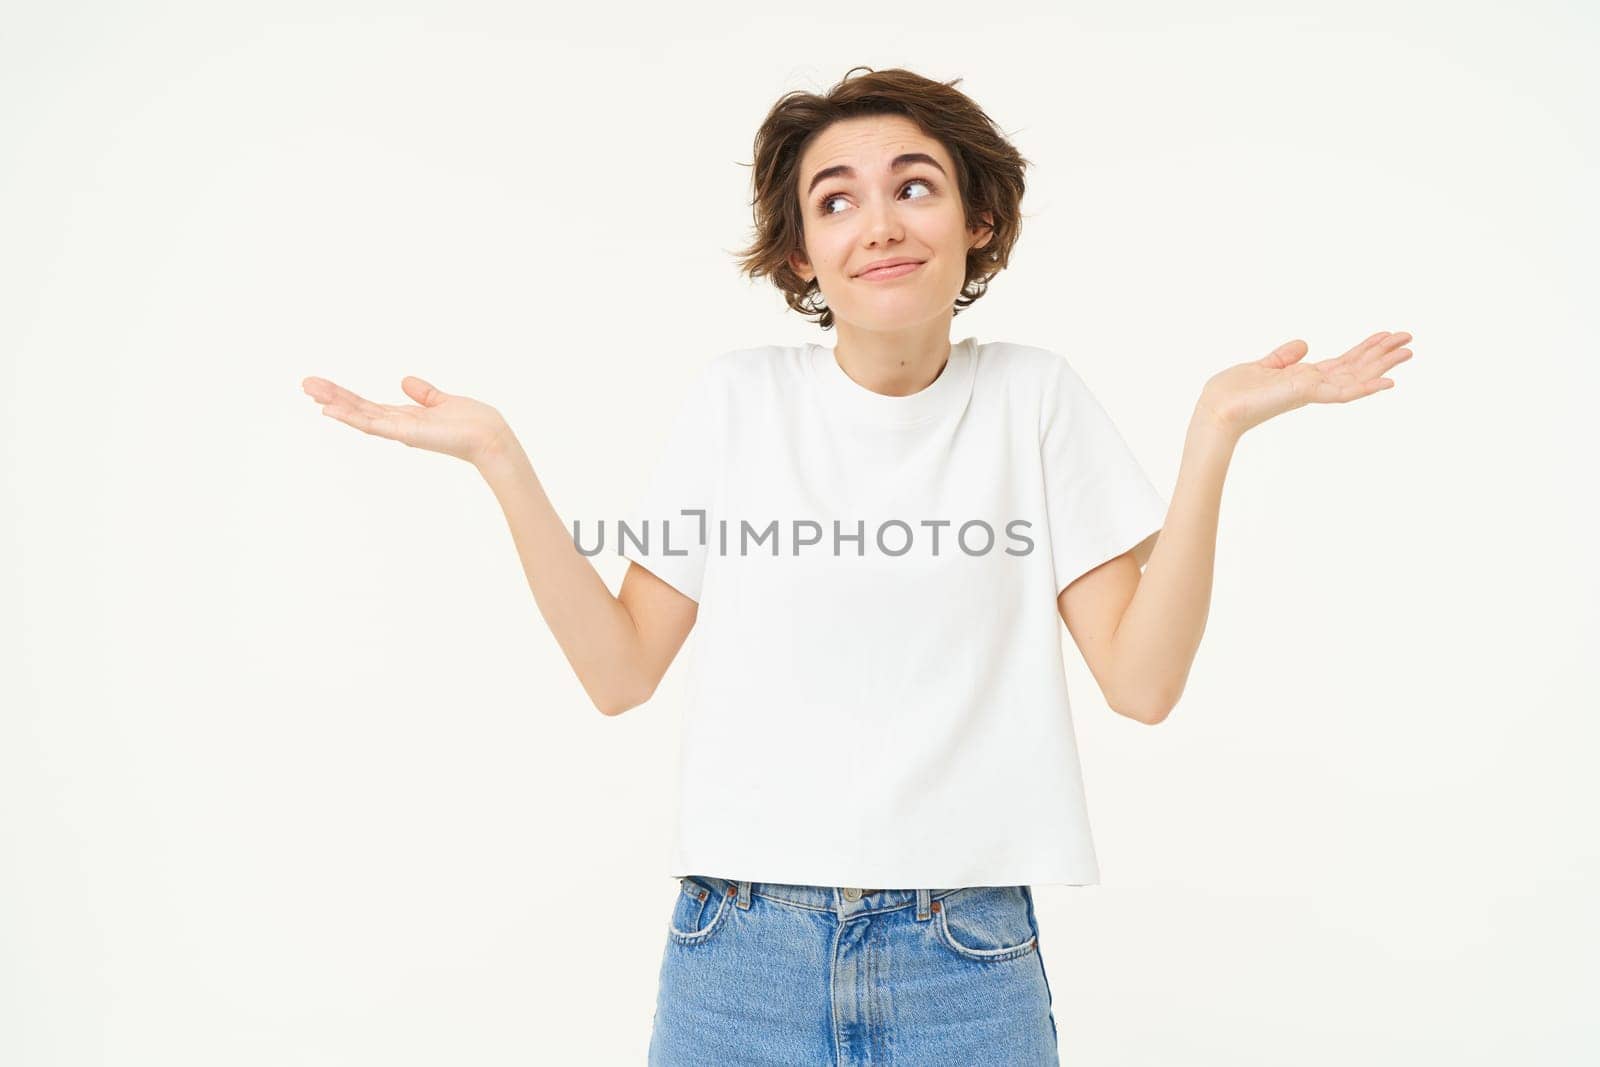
620, 364, 720, 603
1040, 354, 1168, 597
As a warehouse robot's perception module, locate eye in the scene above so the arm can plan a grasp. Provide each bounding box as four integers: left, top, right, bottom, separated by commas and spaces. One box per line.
818, 177, 937, 217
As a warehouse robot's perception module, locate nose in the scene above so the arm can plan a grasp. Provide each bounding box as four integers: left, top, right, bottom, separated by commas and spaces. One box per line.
861, 198, 903, 248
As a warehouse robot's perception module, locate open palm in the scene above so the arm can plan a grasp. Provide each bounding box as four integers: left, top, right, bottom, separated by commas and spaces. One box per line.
301, 374, 510, 465
1201, 331, 1414, 436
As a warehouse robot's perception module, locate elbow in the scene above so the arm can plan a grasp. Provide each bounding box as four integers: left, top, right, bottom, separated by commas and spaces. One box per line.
596, 691, 640, 717
596, 675, 656, 718
1114, 688, 1181, 726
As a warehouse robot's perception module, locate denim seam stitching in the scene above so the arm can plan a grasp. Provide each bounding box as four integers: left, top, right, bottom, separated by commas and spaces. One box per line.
932, 890, 1041, 962
751, 886, 965, 914
667, 886, 734, 944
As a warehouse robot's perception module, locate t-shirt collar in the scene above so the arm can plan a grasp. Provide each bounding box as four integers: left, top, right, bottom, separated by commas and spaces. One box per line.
807, 336, 977, 426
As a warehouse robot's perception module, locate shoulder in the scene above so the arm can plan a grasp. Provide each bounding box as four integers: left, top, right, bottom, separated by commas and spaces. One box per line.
664, 344, 808, 426
695, 342, 812, 401
973, 338, 1075, 387
703, 343, 783, 379
970, 339, 1081, 430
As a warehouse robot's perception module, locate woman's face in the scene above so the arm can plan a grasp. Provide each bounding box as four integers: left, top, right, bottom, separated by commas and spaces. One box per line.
789, 115, 993, 333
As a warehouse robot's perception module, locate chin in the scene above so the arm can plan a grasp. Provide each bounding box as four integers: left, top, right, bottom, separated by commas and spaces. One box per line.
845, 301, 948, 331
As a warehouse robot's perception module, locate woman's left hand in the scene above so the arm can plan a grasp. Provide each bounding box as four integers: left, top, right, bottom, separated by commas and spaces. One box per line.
1197, 331, 1413, 437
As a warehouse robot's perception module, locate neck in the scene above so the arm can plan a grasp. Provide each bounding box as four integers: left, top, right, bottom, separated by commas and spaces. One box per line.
830, 319, 954, 398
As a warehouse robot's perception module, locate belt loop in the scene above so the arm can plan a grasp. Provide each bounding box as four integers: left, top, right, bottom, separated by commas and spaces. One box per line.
916, 888, 931, 921
737, 880, 752, 910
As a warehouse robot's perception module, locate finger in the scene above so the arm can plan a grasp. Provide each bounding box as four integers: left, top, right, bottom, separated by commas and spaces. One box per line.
302, 377, 386, 417
1333, 345, 1411, 386
1323, 375, 1396, 404
1319, 331, 1390, 375
1372, 347, 1413, 377
302, 376, 344, 403
1355, 332, 1412, 373
1261, 338, 1309, 367
401, 376, 449, 406
1332, 329, 1414, 379
321, 402, 402, 441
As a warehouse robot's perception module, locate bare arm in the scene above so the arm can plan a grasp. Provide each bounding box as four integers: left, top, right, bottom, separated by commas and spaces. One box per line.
475, 437, 697, 716
1058, 406, 1231, 725
301, 371, 697, 717
1059, 330, 1413, 725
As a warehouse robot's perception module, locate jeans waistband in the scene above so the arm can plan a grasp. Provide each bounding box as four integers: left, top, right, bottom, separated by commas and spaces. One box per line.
682, 875, 971, 921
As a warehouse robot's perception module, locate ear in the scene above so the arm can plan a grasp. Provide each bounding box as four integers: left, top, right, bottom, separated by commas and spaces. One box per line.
788, 248, 814, 284
970, 211, 995, 251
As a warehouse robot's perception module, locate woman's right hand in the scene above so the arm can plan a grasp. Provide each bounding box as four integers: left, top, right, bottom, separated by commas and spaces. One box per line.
301, 374, 514, 466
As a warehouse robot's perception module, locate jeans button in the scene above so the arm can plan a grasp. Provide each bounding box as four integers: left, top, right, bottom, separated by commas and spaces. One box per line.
843, 887, 862, 902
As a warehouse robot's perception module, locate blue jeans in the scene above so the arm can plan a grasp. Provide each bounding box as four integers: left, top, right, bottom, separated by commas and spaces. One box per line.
648, 876, 1060, 1065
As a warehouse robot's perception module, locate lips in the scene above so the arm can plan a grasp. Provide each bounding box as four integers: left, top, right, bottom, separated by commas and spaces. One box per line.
855, 259, 925, 280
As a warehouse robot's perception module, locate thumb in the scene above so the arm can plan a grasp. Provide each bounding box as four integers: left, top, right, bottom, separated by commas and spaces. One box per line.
400, 375, 448, 406
1261, 339, 1308, 368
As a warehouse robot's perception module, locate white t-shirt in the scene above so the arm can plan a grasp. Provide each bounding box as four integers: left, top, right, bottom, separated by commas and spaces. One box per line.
621, 335, 1167, 888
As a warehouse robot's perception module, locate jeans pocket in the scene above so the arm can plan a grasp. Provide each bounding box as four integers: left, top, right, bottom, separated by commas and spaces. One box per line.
667, 876, 737, 946
931, 885, 1040, 962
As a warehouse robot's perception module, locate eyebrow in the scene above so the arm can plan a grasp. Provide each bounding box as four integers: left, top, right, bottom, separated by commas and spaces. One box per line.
805, 152, 948, 198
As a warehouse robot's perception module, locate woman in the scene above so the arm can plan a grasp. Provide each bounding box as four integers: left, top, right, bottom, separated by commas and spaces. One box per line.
302, 67, 1411, 1065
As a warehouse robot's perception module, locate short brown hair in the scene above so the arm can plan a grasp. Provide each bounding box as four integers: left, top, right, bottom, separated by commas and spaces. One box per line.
731, 66, 1031, 331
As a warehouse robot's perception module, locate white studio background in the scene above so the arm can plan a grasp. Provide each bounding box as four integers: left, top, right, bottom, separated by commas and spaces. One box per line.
3, 3, 1595, 1064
